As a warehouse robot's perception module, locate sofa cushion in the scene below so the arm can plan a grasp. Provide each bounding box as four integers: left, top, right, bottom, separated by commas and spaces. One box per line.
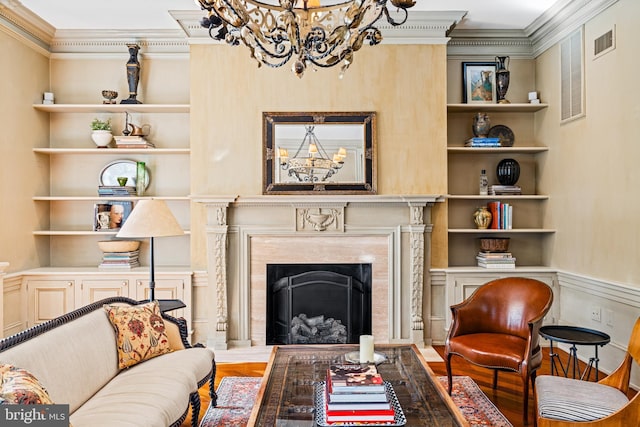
0, 364, 53, 404
0, 309, 120, 413
536, 375, 629, 421
104, 301, 172, 369
70, 346, 215, 427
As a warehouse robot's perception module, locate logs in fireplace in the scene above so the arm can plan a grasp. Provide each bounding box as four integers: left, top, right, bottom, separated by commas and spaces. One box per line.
266, 264, 372, 345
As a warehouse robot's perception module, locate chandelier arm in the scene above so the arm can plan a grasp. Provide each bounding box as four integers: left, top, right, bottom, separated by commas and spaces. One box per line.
383, 5, 409, 26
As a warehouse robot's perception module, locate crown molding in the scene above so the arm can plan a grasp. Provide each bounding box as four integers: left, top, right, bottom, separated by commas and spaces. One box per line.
0, 0, 53, 55
447, 29, 533, 59
0, 1, 619, 57
445, 0, 619, 58
49, 29, 190, 55
171, 10, 467, 46
526, 0, 619, 57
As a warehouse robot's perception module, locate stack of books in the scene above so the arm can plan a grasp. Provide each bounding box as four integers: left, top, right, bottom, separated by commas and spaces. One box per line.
99, 250, 140, 269
465, 137, 501, 147
487, 201, 513, 229
489, 184, 522, 195
323, 364, 396, 424
477, 251, 516, 269
98, 185, 136, 197
113, 136, 155, 149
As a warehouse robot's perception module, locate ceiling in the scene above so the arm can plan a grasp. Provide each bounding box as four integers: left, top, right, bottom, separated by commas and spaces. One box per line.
16, 0, 561, 32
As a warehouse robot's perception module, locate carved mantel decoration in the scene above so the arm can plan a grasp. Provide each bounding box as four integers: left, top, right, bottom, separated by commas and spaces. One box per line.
296, 207, 344, 232
193, 195, 443, 350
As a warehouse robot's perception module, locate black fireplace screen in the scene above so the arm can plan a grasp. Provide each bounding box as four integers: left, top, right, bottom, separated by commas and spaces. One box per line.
266, 264, 372, 345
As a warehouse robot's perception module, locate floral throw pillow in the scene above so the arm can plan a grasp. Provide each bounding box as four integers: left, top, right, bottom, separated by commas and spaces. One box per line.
0, 364, 53, 405
104, 301, 172, 369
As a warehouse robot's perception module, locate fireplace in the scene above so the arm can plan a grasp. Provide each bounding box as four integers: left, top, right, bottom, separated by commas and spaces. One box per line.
266, 263, 372, 345
194, 195, 440, 350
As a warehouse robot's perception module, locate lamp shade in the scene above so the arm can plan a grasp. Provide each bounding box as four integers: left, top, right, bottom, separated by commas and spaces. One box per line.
116, 199, 183, 238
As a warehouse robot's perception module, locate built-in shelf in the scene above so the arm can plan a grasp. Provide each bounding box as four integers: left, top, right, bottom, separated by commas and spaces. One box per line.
448, 228, 556, 234
33, 148, 190, 154
33, 230, 191, 236
447, 195, 549, 200
447, 103, 549, 113
441, 266, 557, 273
33, 196, 190, 201
33, 104, 190, 113
447, 147, 549, 153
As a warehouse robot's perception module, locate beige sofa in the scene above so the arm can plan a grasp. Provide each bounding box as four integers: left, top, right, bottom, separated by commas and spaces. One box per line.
0, 297, 216, 427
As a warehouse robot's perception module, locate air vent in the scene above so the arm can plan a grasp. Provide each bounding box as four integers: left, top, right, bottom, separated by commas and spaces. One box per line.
594, 27, 615, 59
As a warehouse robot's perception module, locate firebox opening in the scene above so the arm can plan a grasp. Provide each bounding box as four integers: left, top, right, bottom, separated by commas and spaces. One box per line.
266, 263, 372, 345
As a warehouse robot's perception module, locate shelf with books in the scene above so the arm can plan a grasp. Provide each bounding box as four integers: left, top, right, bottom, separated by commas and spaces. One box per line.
447, 101, 551, 269
447, 146, 548, 153
33, 148, 190, 154
33, 102, 190, 270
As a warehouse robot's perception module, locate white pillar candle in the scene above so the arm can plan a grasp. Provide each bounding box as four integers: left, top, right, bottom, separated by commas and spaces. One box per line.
359, 335, 374, 363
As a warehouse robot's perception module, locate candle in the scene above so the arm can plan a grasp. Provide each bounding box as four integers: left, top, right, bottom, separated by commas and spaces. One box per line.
359, 335, 374, 363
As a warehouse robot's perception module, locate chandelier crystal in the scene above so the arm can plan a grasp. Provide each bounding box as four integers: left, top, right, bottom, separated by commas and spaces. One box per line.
196, 0, 416, 77
279, 125, 346, 182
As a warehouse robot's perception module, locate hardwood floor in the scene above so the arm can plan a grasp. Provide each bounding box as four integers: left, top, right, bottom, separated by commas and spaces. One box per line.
182, 346, 630, 427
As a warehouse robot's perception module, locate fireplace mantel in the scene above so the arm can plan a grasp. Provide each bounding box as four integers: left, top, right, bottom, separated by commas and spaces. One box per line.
193, 195, 443, 350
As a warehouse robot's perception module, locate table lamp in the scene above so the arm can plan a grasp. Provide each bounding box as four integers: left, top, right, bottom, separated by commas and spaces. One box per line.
116, 199, 184, 301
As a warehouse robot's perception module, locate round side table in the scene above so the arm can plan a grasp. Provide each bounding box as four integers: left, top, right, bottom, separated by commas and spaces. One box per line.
539, 325, 610, 381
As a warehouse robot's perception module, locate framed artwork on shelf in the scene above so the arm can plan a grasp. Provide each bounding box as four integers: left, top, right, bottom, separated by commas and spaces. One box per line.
462, 62, 497, 104
94, 201, 134, 231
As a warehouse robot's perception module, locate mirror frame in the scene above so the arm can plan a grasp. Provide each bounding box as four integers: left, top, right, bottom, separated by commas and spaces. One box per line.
263, 111, 377, 195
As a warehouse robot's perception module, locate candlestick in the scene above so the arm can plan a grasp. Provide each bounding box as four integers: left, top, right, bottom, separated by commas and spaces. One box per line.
359, 335, 374, 363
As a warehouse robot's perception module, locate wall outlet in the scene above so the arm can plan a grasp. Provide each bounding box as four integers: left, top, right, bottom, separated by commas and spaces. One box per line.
591, 306, 602, 322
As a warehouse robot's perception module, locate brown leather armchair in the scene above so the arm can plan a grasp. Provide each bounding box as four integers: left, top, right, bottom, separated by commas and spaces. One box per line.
445, 277, 553, 424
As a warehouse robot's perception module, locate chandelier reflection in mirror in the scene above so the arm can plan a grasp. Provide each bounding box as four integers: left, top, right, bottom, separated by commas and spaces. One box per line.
195, 0, 416, 78
279, 125, 347, 182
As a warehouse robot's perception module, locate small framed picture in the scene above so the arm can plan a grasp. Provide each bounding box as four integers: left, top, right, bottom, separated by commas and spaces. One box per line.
94, 201, 133, 231
462, 62, 497, 104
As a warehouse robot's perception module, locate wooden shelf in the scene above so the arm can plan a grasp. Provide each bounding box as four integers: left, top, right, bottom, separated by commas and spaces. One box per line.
447, 146, 549, 154
447, 103, 548, 113
33, 104, 190, 113
33, 148, 190, 154
33, 196, 190, 201
448, 228, 556, 234
33, 230, 191, 236
447, 195, 549, 200
441, 266, 557, 273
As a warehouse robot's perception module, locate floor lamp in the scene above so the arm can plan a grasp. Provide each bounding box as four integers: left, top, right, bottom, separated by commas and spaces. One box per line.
116, 199, 183, 302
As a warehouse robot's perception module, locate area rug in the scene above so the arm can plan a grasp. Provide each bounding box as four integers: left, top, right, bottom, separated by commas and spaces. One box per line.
199, 375, 512, 427
437, 376, 513, 427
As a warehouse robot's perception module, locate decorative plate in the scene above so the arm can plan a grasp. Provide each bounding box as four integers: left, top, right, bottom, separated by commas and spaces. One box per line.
99, 160, 150, 189
344, 351, 387, 365
488, 125, 515, 147
314, 381, 407, 427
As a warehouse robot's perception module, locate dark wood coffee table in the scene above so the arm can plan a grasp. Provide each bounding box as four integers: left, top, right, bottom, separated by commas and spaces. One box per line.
246, 344, 468, 426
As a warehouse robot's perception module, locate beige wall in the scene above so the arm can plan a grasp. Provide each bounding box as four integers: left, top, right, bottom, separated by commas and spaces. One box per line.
0, 30, 49, 272
536, 0, 640, 286
189, 44, 449, 269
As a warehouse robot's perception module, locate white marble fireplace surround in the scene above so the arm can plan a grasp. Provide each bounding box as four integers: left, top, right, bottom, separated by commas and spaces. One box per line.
193, 195, 443, 350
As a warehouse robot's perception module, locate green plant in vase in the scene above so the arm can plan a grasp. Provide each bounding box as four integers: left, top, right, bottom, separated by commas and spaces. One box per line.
90, 118, 113, 148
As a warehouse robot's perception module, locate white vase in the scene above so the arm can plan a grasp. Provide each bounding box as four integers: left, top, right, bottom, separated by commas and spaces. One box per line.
91, 130, 112, 148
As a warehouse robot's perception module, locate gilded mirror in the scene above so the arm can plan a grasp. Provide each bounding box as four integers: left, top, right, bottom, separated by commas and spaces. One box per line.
263, 112, 376, 194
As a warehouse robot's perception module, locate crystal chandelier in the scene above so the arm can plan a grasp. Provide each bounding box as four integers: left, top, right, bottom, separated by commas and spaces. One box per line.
195, 0, 416, 77
279, 125, 347, 182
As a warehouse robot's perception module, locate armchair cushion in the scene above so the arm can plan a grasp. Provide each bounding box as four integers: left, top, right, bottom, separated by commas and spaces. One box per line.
536, 375, 629, 422
446, 333, 527, 371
